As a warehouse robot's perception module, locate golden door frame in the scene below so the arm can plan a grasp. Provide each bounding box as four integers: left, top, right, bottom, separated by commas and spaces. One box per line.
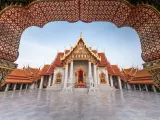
75, 66, 86, 87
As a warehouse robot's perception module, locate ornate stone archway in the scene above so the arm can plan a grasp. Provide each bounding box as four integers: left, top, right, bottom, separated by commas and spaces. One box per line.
0, 0, 160, 88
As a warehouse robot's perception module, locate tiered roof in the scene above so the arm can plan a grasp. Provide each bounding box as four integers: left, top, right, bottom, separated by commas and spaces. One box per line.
121, 68, 153, 84
5, 67, 41, 84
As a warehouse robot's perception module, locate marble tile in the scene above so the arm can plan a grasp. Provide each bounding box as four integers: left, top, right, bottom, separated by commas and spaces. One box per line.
0, 89, 159, 120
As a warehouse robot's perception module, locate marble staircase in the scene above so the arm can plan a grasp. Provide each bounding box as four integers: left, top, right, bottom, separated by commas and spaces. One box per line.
74, 88, 89, 93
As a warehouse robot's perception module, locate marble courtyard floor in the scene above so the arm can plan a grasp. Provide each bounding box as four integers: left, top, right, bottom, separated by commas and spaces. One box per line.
0, 89, 160, 120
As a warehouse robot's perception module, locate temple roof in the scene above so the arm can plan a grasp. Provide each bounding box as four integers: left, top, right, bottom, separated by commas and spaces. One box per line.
40, 65, 50, 75
121, 68, 153, 84
61, 37, 101, 62
5, 67, 41, 84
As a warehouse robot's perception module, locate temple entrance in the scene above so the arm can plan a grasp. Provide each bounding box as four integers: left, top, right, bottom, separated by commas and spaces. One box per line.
75, 68, 86, 88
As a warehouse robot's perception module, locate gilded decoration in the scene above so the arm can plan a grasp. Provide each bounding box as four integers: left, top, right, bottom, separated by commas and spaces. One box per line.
56, 72, 62, 84
75, 66, 86, 88
0, 59, 17, 87
99, 72, 106, 84
61, 37, 100, 65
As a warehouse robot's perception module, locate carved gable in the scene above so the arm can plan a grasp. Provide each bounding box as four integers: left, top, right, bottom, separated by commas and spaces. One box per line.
61, 38, 101, 64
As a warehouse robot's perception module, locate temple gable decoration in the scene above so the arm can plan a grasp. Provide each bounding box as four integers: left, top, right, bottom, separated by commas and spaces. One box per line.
61, 35, 101, 64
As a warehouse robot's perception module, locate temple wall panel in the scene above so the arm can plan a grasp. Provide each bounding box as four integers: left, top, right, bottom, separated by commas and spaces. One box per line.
97, 67, 106, 84
54, 67, 65, 84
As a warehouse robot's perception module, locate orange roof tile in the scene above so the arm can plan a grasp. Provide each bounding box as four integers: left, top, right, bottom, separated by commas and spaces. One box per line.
135, 69, 151, 77
111, 65, 121, 76
47, 52, 64, 75
5, 67, 41, 84
128, 80, 153, 84
40, 65, 50, 75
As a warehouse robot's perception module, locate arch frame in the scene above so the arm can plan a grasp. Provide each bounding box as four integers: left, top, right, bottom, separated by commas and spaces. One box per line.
0, 0, 159, 88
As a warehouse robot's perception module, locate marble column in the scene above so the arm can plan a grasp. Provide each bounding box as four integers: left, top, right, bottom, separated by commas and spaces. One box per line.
13, 84, 17, 91
118, 76, 122, 89
110, 76, 114, 87
69, 61, 73, 83
40, 76, 44, 89
127, 83, 131, 90
48, 75, 52, 87
105, 69, 110, 85
93, 64, 98, 88
88, 61, 93, 88
97, 68, 100, 84
134, 84, 136, 90
20, 84, 23, 90
152, 85, 157, 92
138, 84, 141, 91
52, 72, 56, 85
145, 84, 148, 92
63, 64, 68, 88
26, 84, 28, 89
5, 84, 10, 92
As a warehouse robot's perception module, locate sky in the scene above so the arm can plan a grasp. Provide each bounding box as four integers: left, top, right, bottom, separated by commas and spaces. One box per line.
16, 21, 144, 69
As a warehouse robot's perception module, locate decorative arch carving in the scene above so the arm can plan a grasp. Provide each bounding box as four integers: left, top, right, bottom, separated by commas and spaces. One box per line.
99, 72, 106, 84
0, 0, 160, 88
0, 0, 159, 63
75, 66, 86, 88
56, 72, 62, 84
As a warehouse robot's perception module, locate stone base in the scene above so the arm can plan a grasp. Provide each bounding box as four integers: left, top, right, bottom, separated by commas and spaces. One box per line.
74, 88, 88, 93
47, 84, 62, 91
98, 84, 116, 92
62, 87, 73, 92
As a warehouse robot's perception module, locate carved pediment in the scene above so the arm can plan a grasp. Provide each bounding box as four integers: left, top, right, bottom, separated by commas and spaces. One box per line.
61, 37, 101, 64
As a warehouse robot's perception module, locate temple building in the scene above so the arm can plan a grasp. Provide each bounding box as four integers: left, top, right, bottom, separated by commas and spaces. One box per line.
1, 35, 159, 93
121, 68, 159, 92
0, 67, 41, 92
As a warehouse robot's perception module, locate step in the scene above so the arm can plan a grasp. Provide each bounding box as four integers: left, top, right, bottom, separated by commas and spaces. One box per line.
98, 84, 116, 92
74, 88, 89, 93
47, 84, 62, 91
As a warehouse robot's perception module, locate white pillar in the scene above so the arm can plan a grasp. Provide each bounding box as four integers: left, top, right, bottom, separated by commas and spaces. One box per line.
105, 69, 110, 85
127, 83, 131, 90
138, 84, 141, 91
110, 76, 114, 87
13, 84, 17, 91
152, 85, 157, 92
88, 61, 93, 88
93, 64, 98, 88
134, 84, 136, 90
20, 84, 23, 90
40, 76, 44, 89
52, 72, 56, 85
145, 84, 148, 92
5, 84, 10, 92
64, 64, 68, 88
48, 75, 52, 87
26, 84, 28, 89
69, 61, 73, 82
97, 68, 100, 84
118, 76, 122, 89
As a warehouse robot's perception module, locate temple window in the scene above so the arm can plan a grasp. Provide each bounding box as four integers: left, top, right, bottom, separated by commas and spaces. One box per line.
100, 72, 106, 84
56, 72, 62, 84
